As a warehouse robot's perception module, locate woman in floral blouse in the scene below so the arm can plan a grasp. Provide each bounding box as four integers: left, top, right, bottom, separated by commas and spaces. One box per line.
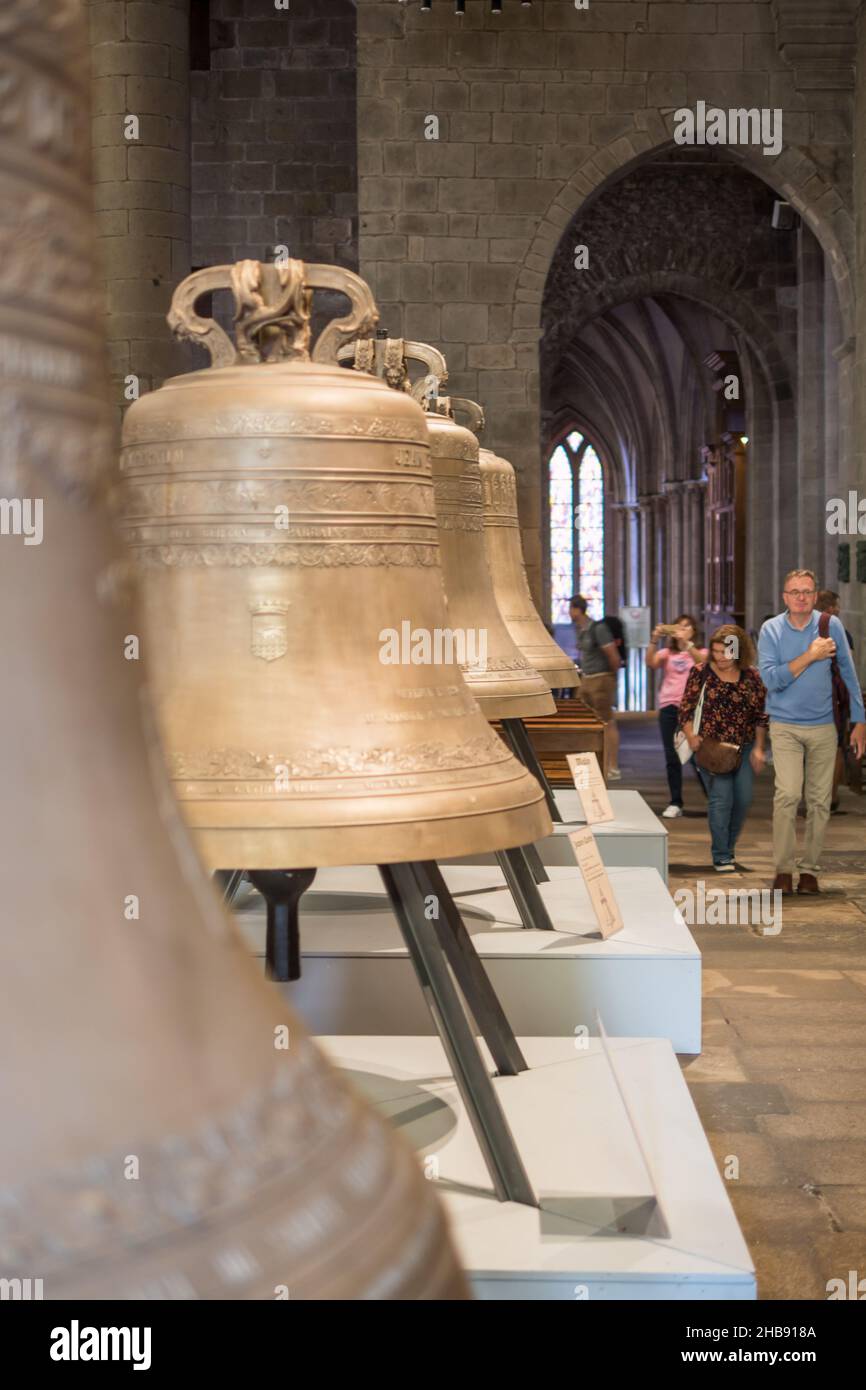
679, 624, 769, 872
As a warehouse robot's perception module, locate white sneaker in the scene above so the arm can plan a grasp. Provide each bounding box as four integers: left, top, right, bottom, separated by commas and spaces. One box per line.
662, 804, 683, 818
607, 768, 622, 781
714, 863, 737, 873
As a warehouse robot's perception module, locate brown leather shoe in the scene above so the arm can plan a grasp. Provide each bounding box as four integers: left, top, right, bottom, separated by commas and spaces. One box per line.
772, 873, 793, 894
797, 873, 820, 894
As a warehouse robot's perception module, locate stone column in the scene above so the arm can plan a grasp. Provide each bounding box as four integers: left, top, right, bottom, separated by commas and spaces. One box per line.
610, 503, 628, 614
645, 494, 666, 624
638, 496, 665, 614
852, 3, 866, 669
685, 479, 708, 634
664, 483, 686, 619
797, 224, 827, 577
87, 0, 190, 402
637, 500, 651, 611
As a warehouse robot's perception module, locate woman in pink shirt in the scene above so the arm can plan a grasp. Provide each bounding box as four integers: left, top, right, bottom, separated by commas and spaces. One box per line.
646, 615, 708, 818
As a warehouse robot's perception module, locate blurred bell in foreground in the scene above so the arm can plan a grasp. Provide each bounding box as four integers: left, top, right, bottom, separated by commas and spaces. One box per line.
0, 0, 466, 1301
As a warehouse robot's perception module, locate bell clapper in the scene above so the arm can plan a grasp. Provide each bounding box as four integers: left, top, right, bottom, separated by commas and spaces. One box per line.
246, 869, 317, 982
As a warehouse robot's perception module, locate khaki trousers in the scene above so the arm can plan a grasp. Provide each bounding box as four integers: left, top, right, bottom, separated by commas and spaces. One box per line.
769, 720, 838, 873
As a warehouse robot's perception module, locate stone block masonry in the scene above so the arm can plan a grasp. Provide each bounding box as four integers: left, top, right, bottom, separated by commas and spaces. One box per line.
190, 0, 358, 280
355, 0, 857, 606
88, 0, 191, 400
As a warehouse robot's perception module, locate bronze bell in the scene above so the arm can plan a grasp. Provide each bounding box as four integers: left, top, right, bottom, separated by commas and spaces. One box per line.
118, 266, 550, 870
478, 449, 578, 691
340, 339, 556, 722
0, 1, 465, 1300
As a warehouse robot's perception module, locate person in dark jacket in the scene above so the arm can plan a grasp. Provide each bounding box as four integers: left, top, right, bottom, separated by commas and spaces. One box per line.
679, 624, 769, 872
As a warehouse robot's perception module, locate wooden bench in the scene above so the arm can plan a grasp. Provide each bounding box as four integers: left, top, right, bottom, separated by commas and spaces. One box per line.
494, 698, 606, 787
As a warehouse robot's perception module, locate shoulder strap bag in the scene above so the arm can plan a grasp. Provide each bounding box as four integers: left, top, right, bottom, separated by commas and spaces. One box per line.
818, 611, 850, 739
673, 662, 705, 765
693, 665, 743, 776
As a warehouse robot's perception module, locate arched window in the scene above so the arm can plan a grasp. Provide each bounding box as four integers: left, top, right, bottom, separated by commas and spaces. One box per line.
548, 430, 605, 622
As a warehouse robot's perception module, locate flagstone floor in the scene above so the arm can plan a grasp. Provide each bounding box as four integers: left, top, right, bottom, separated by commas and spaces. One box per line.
615, 714, 866, 1301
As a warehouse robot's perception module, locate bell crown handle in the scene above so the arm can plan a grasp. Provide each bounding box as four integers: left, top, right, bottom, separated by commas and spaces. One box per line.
308, 265, 380, 365
401, 341, 448, 394
450, 397, 485, 434
167, 260, 379, 366
167, 266, 237, 367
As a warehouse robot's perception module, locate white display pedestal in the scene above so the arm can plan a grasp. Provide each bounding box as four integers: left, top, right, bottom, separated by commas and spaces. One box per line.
454, 789, 668, 879
234, 863, 701, 1052
319, 1034, 755, 1301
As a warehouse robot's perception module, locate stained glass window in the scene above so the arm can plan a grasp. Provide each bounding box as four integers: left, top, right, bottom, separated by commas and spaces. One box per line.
548, 432, 605, 623
549, 444, 574, 624
578, 447, 604, 619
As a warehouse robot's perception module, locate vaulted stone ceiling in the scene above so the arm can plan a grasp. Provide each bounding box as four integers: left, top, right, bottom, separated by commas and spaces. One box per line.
541, 150, 802, 502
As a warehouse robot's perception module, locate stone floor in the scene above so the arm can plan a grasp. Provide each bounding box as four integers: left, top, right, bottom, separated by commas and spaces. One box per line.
614, 714, 866, 1300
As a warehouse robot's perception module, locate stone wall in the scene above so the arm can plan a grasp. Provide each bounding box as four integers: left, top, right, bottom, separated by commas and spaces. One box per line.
191, 0, 358, 274
356, 0, 859, 620
88, 0, 191, 400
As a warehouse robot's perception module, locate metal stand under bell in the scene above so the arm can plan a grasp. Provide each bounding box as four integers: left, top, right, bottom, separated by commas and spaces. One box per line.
225, 861, 538, 1205
379, 861, 536, 1207
495, 846, 554, 932
501, 717, 563, 823
213, 869, 247, 906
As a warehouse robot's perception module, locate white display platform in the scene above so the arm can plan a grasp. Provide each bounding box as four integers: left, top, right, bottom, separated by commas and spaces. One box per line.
320, 1035, 755, 1301
455, 788, 668, 879
234, 863, 701, 1052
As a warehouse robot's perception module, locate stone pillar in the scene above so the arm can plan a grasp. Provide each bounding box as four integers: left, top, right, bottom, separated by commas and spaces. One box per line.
852, 3, 866, 669
610, 504, 628, 613
683, 482, 706, 623
638, 497, 662, 615
797, 224, 827, 577
665, 484, 686, 619
87, 0, 190, 401
646, 494, 666, 624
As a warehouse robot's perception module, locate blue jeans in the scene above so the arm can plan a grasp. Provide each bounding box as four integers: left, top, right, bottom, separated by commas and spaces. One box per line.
697, 743, 754, 866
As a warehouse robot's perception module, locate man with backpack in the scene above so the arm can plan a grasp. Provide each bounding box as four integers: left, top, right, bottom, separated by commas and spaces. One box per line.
758, 569, 865, 895
569, 595, 624, 780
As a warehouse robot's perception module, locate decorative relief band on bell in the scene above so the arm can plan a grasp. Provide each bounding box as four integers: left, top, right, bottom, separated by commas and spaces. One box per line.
0, 0, 80, 39
481, 471, 519, 520
118, 478, 437, 521
464, 655, 532, 674
129, 542, 441, 569
429, 435, 478, 462
431, 475, 483, 515
169, 730, 510, 783
437, 516, 485, 533
0, 190, 98, 322
123, 415, 429, 447
0, 398, 115, 502
0, 1046, 442, 1296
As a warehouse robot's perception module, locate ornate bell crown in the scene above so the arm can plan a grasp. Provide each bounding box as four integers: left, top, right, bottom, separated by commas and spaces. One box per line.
168, 259, 380, 368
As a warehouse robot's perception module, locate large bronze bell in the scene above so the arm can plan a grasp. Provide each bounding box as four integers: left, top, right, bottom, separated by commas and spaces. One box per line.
118, 266, 550, 870
339, 339, 556, 722
0, 0, 465, 1300
478, 449, 578, 690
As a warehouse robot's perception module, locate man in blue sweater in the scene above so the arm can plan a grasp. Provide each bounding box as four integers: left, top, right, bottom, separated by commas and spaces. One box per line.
758, 569, 865, 895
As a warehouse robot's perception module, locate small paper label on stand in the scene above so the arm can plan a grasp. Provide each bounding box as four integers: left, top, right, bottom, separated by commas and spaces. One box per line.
568, 828, 624, 939
566, 752, 614, 824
